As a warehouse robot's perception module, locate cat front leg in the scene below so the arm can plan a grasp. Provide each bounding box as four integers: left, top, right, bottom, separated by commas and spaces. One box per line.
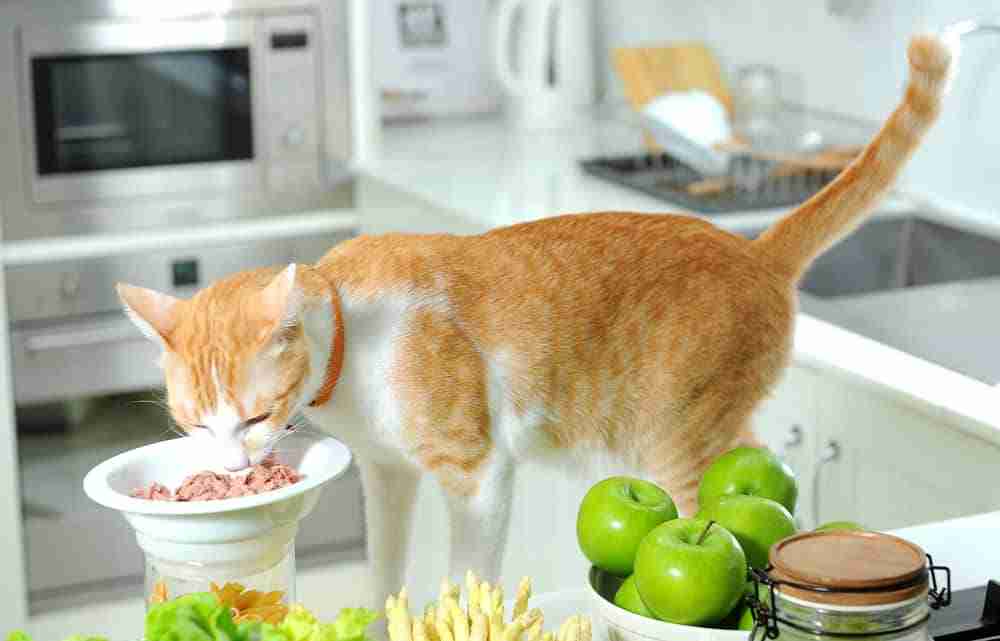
358, 460, 420, 606
441, 452, 515, 585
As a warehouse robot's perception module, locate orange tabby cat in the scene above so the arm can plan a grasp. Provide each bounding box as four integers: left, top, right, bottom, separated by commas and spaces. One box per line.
118, 35, 954, 600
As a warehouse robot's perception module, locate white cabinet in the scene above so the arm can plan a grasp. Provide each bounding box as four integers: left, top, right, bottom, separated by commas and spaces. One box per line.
752, 363, 822, 529
753, 363, 1000, 533
815, 382, 1000, 530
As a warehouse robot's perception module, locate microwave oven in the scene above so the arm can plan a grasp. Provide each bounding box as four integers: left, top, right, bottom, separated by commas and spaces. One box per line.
0, 0, 356, 242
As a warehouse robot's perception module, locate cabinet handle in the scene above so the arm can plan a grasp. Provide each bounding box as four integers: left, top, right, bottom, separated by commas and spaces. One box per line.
813, 439, 841, 526
783, 425, 803, 449
819, 439, 840, 463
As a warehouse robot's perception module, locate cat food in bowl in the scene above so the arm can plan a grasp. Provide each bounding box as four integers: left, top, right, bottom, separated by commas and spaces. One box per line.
84, 431, 351, 611
587, 567, 749, 641
131, 454, 301, 501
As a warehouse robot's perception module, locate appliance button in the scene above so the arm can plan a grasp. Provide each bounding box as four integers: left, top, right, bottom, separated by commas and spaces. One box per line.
172, 259, 200, 287
60, 272, 81, 299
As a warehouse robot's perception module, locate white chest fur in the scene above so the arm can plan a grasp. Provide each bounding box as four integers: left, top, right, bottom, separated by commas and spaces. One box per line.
304, 292, 418, 467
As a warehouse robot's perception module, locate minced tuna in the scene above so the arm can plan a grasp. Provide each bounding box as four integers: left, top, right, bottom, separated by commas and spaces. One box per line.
131, 456, 301, 501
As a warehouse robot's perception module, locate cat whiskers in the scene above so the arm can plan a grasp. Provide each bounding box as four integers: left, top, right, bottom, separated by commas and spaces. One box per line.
125, 393, 185, 438
286, 415, 325, 438
164, 416, 188, 439
258, 422, 297, 455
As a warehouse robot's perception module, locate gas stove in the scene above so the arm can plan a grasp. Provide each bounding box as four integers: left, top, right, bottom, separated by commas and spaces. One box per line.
932, 581, 1000, 641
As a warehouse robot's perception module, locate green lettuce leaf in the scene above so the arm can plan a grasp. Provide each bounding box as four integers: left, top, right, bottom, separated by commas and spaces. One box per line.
279, 606, 378, 641
145, 592, 242, 641
234, 621, 287, 641
6, 599, 376, 641
328, 608, 379, 641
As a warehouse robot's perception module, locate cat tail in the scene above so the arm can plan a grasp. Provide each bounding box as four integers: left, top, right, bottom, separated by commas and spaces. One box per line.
752, 33, 958, 282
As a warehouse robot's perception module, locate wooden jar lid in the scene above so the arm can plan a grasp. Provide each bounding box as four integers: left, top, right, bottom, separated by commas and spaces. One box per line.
768, 530, 929, 606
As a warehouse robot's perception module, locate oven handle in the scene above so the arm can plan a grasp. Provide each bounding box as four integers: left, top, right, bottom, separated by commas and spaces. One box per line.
23, 324, 143, 353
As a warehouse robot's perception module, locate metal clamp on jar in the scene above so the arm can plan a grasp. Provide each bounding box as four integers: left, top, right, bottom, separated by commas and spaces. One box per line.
748, 530, 951, 641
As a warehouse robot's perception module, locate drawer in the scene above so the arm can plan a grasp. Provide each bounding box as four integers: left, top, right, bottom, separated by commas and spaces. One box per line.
11, 315, 161, 404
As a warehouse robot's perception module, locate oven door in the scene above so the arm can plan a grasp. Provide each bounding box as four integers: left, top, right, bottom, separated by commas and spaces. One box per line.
21, 18, 259, 205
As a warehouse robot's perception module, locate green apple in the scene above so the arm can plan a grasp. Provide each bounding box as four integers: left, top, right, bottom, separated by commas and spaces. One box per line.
613, 575, 654, 618
698, 447, 798, 514
698, 494, 797, 569
816, 520, 866, 532
577, 477, 678, 576
633, 518, 746, 626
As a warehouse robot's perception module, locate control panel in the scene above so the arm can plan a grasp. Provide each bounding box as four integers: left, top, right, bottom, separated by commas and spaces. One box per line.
261, 13, 322, 194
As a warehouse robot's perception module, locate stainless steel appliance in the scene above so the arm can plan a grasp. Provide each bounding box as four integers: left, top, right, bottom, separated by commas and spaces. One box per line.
0, 0, 361, 404
1, 0, 354, 242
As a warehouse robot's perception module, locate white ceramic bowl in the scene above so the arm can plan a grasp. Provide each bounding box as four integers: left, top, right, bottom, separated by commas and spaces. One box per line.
83, 431, 352, 576
587, 567, 748, 641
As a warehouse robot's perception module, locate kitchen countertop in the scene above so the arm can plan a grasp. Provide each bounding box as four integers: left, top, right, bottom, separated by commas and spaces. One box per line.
18, 510, 1000, 639
893, 510, 1000, 593
366, 111, 1000, 448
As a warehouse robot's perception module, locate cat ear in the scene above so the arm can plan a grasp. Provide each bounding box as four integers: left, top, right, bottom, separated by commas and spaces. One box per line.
259, 264, 301, 343
116, 283, 181, 349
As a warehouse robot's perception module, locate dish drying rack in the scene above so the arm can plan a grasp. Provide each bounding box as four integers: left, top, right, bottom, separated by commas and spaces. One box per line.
580, 151, 843, 214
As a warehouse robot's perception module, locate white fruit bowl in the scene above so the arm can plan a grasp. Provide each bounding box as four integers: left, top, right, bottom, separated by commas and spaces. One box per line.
587, 567, 749, 641
84, 431, 351, 601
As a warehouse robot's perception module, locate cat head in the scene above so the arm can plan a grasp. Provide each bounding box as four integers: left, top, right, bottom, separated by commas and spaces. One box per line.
117, 264, 337, 470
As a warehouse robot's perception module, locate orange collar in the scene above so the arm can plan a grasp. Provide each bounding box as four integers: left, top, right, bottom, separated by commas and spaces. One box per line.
308, 285, 345, 408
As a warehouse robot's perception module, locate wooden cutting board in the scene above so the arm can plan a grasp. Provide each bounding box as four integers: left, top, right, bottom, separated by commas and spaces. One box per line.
613, 42, 732, 151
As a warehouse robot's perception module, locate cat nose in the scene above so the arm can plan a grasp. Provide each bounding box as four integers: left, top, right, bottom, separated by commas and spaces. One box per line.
223, 448, 250, 472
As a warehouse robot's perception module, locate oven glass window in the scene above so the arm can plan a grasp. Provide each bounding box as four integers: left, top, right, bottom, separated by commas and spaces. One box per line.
31, 48, 253, 175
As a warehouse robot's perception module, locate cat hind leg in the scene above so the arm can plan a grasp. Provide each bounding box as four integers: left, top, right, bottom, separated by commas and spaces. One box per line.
440, 452, 515, 585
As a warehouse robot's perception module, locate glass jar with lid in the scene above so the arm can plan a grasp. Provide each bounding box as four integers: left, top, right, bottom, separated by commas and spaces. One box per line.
749, 530, 951, 641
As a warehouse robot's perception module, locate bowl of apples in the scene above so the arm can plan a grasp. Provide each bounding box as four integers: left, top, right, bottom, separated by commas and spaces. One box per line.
578, 448, 858, 641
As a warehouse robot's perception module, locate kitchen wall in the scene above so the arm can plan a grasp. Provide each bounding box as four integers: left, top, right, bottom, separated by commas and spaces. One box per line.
596, 0, 1000, 212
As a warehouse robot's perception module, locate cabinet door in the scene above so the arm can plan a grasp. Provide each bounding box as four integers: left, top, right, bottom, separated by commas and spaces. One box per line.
815, 381, 1000, 531
751, 363, 821, 529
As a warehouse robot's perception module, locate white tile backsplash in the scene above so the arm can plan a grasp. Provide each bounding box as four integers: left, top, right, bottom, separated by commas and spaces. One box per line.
596, 0, 1000, 211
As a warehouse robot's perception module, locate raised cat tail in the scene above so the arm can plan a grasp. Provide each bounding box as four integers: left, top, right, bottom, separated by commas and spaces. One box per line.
753, 33, 957, 281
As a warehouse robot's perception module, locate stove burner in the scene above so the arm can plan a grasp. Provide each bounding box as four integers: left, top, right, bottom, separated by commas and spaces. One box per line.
579, 152, 841, 214
932, 581, 1000, 641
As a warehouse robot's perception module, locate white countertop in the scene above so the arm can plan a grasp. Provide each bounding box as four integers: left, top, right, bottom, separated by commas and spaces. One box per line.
366, 112, 1000, 448
893, 510, 1000, 592
0, 209, 362, 267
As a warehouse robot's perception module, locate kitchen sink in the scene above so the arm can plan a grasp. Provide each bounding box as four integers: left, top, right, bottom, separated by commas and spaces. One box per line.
736, 214, 1000, 384
739, 216, 1000, 298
